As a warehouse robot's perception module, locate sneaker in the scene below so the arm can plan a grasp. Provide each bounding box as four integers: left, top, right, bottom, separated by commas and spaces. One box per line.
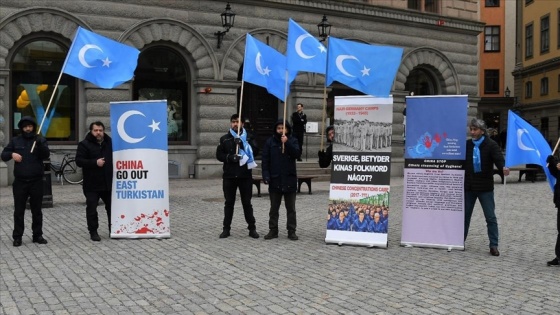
13, 238, 22, 247
264, 230, 278, 240
547, 257, 559, 266
90, 232, 101, 242
490, 247, 500, 256
32, 236, 48, 244
248, 230, 260, 239
288, 231, 299, 241
219, 230, 230, 239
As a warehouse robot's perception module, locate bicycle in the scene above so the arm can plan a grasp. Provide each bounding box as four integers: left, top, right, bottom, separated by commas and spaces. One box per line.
49, 151, 83, 185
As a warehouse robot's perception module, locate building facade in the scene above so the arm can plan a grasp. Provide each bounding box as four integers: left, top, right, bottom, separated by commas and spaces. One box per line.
0, 0, 484, 185
477, 0, 516, 149
513, 0, 560, 148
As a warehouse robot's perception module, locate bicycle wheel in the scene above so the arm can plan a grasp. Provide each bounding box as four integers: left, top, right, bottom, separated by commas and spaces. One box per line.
61, 158, 83, 184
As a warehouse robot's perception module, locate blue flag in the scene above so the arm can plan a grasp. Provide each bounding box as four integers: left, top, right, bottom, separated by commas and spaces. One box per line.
505, 110, 554, 190
326, 37, 403, 97
243, 34, 296, 102
63, 26, 140, 89
286, 19, 327, 74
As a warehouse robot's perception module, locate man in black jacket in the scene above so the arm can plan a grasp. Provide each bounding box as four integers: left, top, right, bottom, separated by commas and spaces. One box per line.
216, 114, 259, 239
262, 120, 301, 240
291, 103, 307, 161
464, 118, 509, 256
1, 116, 50, 247
75, 121, 113, 242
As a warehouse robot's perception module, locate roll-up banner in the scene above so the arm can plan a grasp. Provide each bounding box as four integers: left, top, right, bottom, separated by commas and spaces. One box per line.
110, 100, 170, 238
325, 96, 393, 248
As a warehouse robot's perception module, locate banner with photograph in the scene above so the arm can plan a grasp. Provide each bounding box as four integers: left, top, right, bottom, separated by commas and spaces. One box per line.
110, 100, 170, 238
401, 95, 467, 249
325, 96, 393, 247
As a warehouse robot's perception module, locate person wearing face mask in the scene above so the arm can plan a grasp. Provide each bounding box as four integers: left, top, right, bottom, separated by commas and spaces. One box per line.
2, 116, 50, 247
464, 118, 509, 257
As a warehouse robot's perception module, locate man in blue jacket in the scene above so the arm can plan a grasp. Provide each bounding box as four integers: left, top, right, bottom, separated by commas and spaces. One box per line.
1, 116, 50, 247
75, 121, 113, 242
262, 120, 301, 240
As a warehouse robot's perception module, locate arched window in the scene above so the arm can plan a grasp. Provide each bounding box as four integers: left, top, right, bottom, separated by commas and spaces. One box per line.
11, 39, 77, 142
405, 67, 439, 96
133, 46, 189, 143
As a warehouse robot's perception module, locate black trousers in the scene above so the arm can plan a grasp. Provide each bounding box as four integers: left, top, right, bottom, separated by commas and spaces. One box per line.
12, 178, 43, 239
268, 191, 297, 231
294, 131, 304, 154
222, 177, 256, 231
84, 190, 111, 233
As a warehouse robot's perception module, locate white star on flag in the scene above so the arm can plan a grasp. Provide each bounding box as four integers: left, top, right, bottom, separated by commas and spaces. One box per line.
148, 120, 161, 132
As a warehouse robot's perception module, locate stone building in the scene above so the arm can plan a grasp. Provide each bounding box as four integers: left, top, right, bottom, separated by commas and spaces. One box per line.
0, 0, 484, 185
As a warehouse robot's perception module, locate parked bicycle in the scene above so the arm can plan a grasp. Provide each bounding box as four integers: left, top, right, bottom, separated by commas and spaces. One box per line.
49, 151, 83, 185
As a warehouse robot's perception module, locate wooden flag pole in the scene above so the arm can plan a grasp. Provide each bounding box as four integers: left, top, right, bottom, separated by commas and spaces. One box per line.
546, 137, 560, 168
30, 71, 64, 153
236, 81, 246, 155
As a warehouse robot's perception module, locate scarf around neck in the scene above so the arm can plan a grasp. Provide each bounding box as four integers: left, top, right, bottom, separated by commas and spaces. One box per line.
230, 128, 257, 169
472, 136, 485, 173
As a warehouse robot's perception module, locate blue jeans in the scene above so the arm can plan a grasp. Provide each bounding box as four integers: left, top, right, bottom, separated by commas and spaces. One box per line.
464, 190, 499, 248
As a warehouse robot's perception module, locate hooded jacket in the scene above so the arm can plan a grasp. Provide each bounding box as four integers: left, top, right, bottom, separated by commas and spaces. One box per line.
75, 132, 113, 192
261, 120, 301, 193
1, 116, 50, 180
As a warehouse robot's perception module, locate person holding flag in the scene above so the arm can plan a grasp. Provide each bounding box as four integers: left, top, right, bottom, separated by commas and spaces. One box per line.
464, 118, 509, 257
216, 114, 260, 239
546, 154, 560, 266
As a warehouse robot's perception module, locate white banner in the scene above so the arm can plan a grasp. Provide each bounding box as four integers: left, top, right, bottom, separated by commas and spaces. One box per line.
110, 100, 170, 238
325, 96, 393, 248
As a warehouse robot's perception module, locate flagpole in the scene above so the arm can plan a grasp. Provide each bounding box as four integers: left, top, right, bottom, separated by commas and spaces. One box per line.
320, 36, 329, 152
546, 137, 560, 167
31, 27, 80, 153
282, 70, 289, 153
30, 71, 64, 153
236, 81, 246, 155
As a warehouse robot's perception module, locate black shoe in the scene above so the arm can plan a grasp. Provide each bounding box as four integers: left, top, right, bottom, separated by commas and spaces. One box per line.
249, 230, 260, 239
32, 236, 48, 244
264, 230, 278, 240
219, 230, 230, 239
297, 158, 303, 161
490, 247, 500, 256
547, 257, 559, 266
288, 231, 299, 241
90, 232, 101, 242
13, 238, 22, 247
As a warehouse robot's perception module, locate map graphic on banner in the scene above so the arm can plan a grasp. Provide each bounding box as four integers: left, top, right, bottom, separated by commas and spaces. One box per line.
110, 100, 170, 238
325, 96, 393, 248
401, 96, 467, 250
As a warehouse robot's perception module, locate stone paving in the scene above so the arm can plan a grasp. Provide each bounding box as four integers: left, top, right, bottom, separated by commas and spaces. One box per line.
1, 172, 559, 314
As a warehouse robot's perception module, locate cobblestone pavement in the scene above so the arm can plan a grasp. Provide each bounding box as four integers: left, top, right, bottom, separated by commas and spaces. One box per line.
1, 172, 559, 314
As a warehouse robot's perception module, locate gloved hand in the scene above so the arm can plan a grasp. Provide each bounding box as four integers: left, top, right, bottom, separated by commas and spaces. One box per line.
34, 135, 44, 145
233, 138, 243, 149
229, 154, 240, 163
547, 155, 556, 164
263, 177, 270, 185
